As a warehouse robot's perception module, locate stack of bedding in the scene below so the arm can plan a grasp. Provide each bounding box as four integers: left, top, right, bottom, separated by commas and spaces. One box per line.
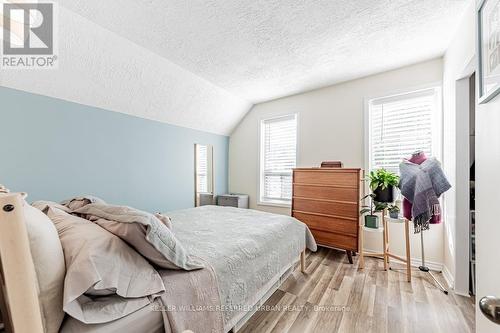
22, 196, 316, 333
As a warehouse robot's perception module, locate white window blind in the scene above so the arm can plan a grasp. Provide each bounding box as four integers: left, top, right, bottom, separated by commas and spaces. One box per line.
369, 87, 441, 174
260, 114, 297, 204
196, 145, 208, 193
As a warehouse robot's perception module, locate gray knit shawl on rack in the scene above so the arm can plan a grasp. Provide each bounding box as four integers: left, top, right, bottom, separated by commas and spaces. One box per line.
399, 157, 451, 233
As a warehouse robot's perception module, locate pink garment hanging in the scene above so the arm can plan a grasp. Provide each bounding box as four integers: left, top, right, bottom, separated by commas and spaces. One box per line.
402, 152, 441, 224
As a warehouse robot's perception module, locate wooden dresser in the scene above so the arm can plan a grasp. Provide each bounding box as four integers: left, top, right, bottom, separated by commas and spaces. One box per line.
292, 168, 362, 263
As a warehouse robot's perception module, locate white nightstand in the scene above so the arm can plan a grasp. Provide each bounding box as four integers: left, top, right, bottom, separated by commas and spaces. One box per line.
217, 194, 249, 208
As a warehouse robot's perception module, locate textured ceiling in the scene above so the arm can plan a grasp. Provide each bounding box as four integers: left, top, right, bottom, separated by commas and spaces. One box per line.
56, 0, 469, 103
0, 7, 251, 135
1, 1, 469, 135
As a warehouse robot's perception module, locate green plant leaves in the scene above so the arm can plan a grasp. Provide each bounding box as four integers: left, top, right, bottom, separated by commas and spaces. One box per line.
360, 208, 371, 215
367, 168, 399, 190
374, 202, 388, 212
360, 197, 387, 215
388, 204, 400, 212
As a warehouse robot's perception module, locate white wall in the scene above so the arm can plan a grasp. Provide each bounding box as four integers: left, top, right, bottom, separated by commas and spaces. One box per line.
475, 95, 500, 333
442, 1, 476, 291
471, 2, 500, 332
229, 58, 445, 266
430, 1, 500, 330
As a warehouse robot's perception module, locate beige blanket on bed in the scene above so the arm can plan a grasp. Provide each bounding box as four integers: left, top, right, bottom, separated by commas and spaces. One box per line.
156, 258, 224, 333
56, 199, 224, 333
60, 265, 224, 333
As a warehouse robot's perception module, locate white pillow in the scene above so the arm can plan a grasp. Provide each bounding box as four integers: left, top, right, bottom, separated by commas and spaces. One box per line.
24, 201, 66, 333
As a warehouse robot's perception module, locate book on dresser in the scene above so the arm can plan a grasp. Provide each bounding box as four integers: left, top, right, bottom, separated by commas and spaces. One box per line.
291, 168, 363, 264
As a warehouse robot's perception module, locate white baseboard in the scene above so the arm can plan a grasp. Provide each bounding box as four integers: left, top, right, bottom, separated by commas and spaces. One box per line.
363, 247, 443, 272
454, 290, 470, 297
362, 247, 460, 293
441, 265, 455, 290
409, 257, 443, 272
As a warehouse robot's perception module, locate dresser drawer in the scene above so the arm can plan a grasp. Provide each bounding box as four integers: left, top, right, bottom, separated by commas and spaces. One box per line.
217, 194, 249, 208
292, 168, 362, 254
293, 198, 358, 219
294, 170, 359, 187
293, 212, 357, 236
293, 184, 358, 202
310, 229, 358, 251
218, 196, 237, 207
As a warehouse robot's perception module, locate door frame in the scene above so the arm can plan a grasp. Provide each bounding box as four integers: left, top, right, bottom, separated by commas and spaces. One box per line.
454, 56, 476, 296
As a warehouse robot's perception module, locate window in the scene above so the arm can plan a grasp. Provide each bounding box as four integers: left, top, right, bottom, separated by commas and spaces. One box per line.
195, 143, 214, 206
195, 144, 213, 195
368, 87, 441, 174
196, 144, 208, 193
260, 114, 297, 205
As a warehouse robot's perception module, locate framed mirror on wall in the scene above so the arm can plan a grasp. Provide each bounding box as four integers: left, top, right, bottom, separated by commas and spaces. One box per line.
477, 0, 500, 103
194, 144, 214, 207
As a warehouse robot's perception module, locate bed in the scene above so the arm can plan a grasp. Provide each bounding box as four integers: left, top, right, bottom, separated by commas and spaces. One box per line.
0, 193, 316, 333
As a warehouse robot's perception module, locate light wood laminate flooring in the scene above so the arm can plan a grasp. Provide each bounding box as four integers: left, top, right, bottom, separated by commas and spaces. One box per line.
239, 247, 474, 333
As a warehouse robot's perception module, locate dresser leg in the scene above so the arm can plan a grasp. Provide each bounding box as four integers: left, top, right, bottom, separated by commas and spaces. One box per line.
346, 250, 353, 264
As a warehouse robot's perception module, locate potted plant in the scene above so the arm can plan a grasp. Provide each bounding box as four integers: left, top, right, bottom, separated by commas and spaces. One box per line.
360, 194, 387, 228
388, 204, 400, 219
368, 169, 400, 203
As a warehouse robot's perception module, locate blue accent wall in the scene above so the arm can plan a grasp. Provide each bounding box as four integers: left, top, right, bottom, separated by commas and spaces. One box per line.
0, 86, 229, 212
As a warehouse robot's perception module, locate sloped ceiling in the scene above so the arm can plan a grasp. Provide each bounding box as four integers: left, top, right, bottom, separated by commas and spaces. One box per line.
1, 1, 469, 135
0, 6, 250, 135
55, 0, 469, 103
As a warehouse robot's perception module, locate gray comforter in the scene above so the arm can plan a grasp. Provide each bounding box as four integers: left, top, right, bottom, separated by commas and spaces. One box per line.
166, 205, 317, 330
60, 204, 316, 333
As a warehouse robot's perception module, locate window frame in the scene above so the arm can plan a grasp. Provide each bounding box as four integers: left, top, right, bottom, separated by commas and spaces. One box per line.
196, 144, 209, 193
364, 83, 443, 175
258, 113, 299, 208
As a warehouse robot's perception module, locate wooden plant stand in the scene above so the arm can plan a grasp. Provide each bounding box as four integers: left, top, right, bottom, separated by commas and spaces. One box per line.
358, 208, 412, 282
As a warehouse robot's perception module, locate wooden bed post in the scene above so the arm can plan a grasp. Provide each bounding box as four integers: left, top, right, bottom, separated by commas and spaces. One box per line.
300, 250, 306, 273
0, 193, 44, 333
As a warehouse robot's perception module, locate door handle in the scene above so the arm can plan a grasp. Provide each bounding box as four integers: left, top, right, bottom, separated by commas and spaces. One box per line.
480, 296, 500, 324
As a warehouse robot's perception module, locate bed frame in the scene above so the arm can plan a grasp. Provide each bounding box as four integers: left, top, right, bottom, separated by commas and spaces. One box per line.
229, 249, 305, 332
0, 192, 306, 333
0, 193, 44, 333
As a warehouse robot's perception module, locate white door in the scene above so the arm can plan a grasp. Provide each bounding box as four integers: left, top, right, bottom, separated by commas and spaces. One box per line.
475, 95, 500, 332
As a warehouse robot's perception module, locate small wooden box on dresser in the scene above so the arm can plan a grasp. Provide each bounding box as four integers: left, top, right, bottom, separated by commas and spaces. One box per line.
292, 168, 363, 264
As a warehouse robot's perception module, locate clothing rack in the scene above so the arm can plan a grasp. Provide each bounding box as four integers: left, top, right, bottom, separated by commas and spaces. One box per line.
416, 222, 448, 294
403, 151, 449, 295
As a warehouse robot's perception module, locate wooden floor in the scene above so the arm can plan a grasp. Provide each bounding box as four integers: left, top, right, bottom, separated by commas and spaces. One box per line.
240, 247, 475, 333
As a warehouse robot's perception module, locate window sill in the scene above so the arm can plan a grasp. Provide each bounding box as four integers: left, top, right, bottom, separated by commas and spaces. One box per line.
257, 200, 291, 208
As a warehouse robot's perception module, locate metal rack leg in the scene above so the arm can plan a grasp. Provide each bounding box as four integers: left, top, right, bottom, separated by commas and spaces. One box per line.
427, 271, 449, 294
419, 229, 448, 294
383, 211, 388, 271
